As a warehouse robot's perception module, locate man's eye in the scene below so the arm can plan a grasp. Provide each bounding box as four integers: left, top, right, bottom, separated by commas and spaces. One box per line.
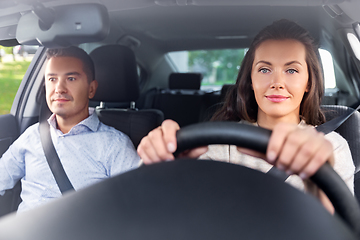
68, 77, 76, 81
49, 78, 56, 81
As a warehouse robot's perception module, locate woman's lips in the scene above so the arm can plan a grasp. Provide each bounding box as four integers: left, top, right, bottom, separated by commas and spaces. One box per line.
266, 95, 289, 103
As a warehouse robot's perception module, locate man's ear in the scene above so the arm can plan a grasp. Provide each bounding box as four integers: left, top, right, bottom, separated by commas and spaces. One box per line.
88, 80, 98, 99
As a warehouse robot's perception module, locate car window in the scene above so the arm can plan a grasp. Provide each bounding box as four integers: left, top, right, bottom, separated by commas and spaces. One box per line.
169, 48, 337, 91
168, 49, 246, 91
0, 45, 38, 114
319, 49, 336, 89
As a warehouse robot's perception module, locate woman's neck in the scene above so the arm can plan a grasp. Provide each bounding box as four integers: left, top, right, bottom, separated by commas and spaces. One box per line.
257, 111, 301, 130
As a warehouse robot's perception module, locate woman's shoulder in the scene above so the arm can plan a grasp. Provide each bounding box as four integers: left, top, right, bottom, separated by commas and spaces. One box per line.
324, 131, 349, 149
200, 144, 230, 160
301, 120, 348, 149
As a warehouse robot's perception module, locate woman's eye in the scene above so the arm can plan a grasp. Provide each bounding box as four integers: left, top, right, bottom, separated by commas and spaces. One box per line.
49, 78, 56, 82
259, 68, 270, 73
287, 69, 298, 74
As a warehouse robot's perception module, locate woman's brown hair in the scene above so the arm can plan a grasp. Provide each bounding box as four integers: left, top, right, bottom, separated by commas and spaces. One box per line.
211, 19, 326, 126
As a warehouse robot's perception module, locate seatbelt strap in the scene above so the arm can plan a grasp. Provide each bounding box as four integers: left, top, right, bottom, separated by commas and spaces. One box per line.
315, 103, 360, 134
39, 98, 75, 194
268, 102, 360, 181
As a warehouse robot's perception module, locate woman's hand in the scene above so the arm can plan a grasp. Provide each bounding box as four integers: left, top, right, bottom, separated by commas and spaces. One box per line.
238, 122, 334, 179
140, 120, 334, 178
137, 119, 208, 165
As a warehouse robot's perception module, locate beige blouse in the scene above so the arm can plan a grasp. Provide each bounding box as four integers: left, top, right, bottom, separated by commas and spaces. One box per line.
199, 121, 355, 195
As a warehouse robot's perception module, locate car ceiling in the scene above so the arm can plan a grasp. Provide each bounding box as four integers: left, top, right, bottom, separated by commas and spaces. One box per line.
110, 5, 326, 51
0, 0, 358, 49
0, 0, 359, 98
0, 0, 359, 73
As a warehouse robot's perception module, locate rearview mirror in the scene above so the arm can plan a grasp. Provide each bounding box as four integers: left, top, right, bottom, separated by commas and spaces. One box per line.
16, 3, 109, 48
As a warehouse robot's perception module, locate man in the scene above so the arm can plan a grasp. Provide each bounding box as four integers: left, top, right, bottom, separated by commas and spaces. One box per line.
0, 46, 141, 212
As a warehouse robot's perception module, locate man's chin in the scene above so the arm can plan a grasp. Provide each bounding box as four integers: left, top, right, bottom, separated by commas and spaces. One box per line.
49, 108, 69, 118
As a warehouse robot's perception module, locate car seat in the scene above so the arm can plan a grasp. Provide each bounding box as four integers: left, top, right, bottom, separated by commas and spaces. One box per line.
168, 73, 202, 90
151, 72, 205, 127
321, 105, 360, 203
200, 84, 234, 122
89, 45, 164, 148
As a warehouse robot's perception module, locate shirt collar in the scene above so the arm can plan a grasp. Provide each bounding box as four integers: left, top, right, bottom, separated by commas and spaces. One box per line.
240, 119, 309, 128
47, 108, 100, 135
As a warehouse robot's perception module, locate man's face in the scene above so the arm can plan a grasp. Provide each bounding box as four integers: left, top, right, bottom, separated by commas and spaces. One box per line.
45, 56, 97, 122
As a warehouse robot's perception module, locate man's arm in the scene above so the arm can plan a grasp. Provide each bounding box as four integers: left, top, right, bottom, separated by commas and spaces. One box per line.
106, 132, 141, 177
0, 140, 26, 195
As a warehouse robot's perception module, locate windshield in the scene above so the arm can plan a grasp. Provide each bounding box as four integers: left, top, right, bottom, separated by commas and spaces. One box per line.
168, 48, 336, 91
168, 49, 246, 91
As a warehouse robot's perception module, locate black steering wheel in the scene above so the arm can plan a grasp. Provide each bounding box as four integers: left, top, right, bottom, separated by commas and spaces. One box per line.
0, 122, 358, 240
175, 121, 360, 236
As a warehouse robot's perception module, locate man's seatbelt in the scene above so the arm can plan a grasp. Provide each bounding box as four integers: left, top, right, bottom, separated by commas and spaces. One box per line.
268, 102, 360, 181
39, 98, 75, 194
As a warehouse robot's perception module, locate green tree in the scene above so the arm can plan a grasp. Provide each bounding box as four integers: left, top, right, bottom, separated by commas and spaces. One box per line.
188, 49, 246, 85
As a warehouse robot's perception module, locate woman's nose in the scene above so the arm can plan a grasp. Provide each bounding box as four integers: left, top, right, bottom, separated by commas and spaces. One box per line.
270, 71, 285, 89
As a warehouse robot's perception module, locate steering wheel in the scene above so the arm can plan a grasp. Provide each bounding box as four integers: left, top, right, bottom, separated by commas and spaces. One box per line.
175, 121, 360, 236
0, 122, 358, 240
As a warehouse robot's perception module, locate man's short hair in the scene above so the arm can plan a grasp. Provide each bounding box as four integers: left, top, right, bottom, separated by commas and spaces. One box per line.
46, 46, 95, 83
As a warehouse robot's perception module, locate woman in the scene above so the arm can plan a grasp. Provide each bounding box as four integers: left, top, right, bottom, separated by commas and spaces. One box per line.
137, 19, 355, 213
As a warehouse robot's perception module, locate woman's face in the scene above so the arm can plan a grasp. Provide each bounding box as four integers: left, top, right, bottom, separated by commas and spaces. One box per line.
251, 39, 309, 125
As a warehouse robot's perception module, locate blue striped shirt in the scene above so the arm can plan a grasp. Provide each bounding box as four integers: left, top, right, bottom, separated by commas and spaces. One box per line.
0, 109, 141, 212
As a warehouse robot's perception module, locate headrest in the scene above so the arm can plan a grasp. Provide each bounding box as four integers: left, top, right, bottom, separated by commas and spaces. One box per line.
169, 73, 202, 90
90, 45, 139, 102
221, 84, 235, 100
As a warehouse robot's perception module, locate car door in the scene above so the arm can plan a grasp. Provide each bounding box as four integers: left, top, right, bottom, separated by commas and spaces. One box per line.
0, 46, 45, 216
0, 114, 19, 157
0, 114, 21, 216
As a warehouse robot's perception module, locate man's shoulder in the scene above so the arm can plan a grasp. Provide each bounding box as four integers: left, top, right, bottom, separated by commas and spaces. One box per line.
93, 122, 136, 151
96, 122, 129, 139
9, 122, 40, 149
20, 122, 40, 138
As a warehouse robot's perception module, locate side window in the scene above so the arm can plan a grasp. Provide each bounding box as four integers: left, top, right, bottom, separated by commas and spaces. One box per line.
137, 64, 147, 89
0, 45, 38, 115
168, 49, 246, 91
319, 49, 336, 89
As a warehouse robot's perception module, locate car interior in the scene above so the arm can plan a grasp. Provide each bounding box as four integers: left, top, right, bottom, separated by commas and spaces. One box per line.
0, 0, 360, 239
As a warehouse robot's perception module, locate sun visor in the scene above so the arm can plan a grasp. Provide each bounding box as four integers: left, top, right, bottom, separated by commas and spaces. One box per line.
16, 3, 109, 48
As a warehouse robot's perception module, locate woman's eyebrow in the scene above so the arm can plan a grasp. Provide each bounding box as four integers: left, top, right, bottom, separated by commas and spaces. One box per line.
285, 60, 303, 66
254, 60, 303, 66
254, 60, 272, 66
